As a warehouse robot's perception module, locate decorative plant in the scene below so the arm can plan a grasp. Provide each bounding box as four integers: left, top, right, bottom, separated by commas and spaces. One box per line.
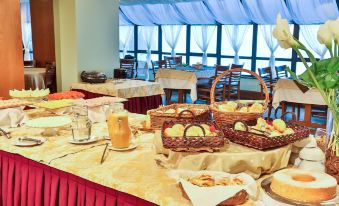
273, 14, 339, 154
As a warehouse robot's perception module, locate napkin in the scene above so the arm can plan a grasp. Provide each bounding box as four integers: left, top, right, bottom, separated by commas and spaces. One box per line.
0, 107, 26, 127
87, 105, 110, 123
168, 170, 257, 206
293, 80, 309, 93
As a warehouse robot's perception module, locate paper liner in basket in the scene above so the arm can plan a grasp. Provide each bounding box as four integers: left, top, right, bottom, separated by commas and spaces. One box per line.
168, 170, 257, 206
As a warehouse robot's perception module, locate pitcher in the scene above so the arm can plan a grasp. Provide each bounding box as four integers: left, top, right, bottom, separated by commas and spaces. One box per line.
107, 103, 131, 148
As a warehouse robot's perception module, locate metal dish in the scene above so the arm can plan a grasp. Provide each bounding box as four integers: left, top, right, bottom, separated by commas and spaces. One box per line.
261, 177, 338, 206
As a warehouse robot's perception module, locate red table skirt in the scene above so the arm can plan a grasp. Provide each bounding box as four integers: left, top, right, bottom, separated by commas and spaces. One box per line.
72, 90, 162, 115
0, 150, 157, 206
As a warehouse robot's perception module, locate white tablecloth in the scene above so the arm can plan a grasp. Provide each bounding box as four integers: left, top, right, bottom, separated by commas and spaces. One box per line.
156, 68, 215, 102
24, 68, 46, 90
272, 79, 326, 108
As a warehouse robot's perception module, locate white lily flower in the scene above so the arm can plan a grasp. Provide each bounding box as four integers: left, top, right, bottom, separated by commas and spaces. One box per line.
273, 14, 299, 49
328, 18, 339, 43
317, 21, 333, 47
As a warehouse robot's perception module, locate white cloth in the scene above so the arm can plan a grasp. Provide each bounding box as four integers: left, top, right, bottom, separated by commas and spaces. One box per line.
224, 25, 249, 64
272, 79, 326, 109
162, 25, 182, 57
192, 26, 216, 65
0, 107, 26, 128
119, 26, 134, 58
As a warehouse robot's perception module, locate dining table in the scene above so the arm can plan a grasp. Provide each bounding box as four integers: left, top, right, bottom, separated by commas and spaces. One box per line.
24, 67, 46, 90
155, 66, 215, 104
71, 79, 164, 114
272, 79, 327, 129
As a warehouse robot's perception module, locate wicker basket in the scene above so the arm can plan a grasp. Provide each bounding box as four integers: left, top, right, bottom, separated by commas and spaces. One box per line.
223, 113, 311, 150
161, 121, 226, 152
210, 68, 269, 126
148, 104, 209, 130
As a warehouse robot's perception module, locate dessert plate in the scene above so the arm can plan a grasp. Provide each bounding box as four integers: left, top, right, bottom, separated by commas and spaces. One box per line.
108, 142, 138, 151
12, 136, 46, 147
261, 177, 338, 206
68, 136, 98, 145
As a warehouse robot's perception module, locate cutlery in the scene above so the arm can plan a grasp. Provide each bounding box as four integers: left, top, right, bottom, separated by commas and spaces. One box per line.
19, 137, 42, 144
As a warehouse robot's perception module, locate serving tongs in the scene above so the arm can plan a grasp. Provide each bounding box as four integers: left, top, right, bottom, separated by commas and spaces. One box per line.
233, 120, 271, 137
0, 128, 11, 139
18, 137, 42, 144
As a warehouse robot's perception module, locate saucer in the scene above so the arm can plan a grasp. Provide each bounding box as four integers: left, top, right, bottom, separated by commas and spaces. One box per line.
108, 142, 138, 151
68, 136, 98, 144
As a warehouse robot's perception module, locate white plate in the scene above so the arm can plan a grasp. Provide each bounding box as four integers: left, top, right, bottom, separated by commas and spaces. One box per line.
12, 137, 46, 147
108, 142, 138, 151
68, 136, 98, 144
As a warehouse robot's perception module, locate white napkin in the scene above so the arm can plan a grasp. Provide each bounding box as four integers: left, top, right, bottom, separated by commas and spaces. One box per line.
87, 105, 110, 123
0, 107, 26, 127
168, 170, 257, 206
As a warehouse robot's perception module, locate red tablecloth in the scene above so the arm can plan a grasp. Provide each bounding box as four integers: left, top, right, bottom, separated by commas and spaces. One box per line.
72, 90, 162, 115
0, 150, 157, 206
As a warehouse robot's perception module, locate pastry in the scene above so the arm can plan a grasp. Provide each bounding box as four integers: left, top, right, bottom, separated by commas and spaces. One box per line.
48, 91, 84, 100
248, 102, 263, 113
9, 89, 50, 98
271, 169, 337, 203
273, 119, 287, 133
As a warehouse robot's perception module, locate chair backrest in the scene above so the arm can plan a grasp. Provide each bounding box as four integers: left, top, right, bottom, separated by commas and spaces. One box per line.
275, 65, 288, 79
164, 56, 183, 67
258, 66, 273, 93
120, 59, 136, 78
230, 63, 244, 69
45, 62, 56, 92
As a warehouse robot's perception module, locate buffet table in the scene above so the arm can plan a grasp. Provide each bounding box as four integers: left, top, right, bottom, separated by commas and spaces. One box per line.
155, 67, 215, 103
71, 80, 164, 114
24, 67, 46, 90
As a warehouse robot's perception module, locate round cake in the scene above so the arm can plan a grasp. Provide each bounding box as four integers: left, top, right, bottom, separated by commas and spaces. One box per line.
270, 169, 337, 203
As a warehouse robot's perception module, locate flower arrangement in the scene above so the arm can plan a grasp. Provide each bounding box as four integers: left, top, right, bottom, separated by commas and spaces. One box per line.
273, 15, 339, 154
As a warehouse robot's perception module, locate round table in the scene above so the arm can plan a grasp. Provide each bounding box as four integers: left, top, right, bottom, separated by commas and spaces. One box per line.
24, 67, 46, 90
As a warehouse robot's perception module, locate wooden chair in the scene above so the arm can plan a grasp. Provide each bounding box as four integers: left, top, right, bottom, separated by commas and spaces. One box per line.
164, 56, 183, 68
226, 63, 244, 100
24, 60, 36, 68
151, 60, 167, 80
120, 59, 137, 78
45, 62, 57, 93
275, 65, 288, 79
196, 65, 230, 103
258, 66, 276, 119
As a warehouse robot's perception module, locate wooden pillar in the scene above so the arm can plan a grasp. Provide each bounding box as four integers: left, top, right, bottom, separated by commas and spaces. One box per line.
30, 0, 55, 67
0, 0, 24, 98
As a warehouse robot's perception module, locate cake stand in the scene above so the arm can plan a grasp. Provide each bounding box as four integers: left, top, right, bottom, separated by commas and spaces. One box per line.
25, 116, 72, 136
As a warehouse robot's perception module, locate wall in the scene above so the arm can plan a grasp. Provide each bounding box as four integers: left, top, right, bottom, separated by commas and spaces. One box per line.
53, 0, 78, 91
53, 0, 119, 91
30, 0, 55, 67
76, 0, 120, 77
0, 0, 24, 98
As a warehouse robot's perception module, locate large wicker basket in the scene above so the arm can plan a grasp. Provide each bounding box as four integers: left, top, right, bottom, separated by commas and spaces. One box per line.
223, 113, 311, 150
161, 121, 226, 152
148, 104, 209, 130
210, 68, 269, 127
